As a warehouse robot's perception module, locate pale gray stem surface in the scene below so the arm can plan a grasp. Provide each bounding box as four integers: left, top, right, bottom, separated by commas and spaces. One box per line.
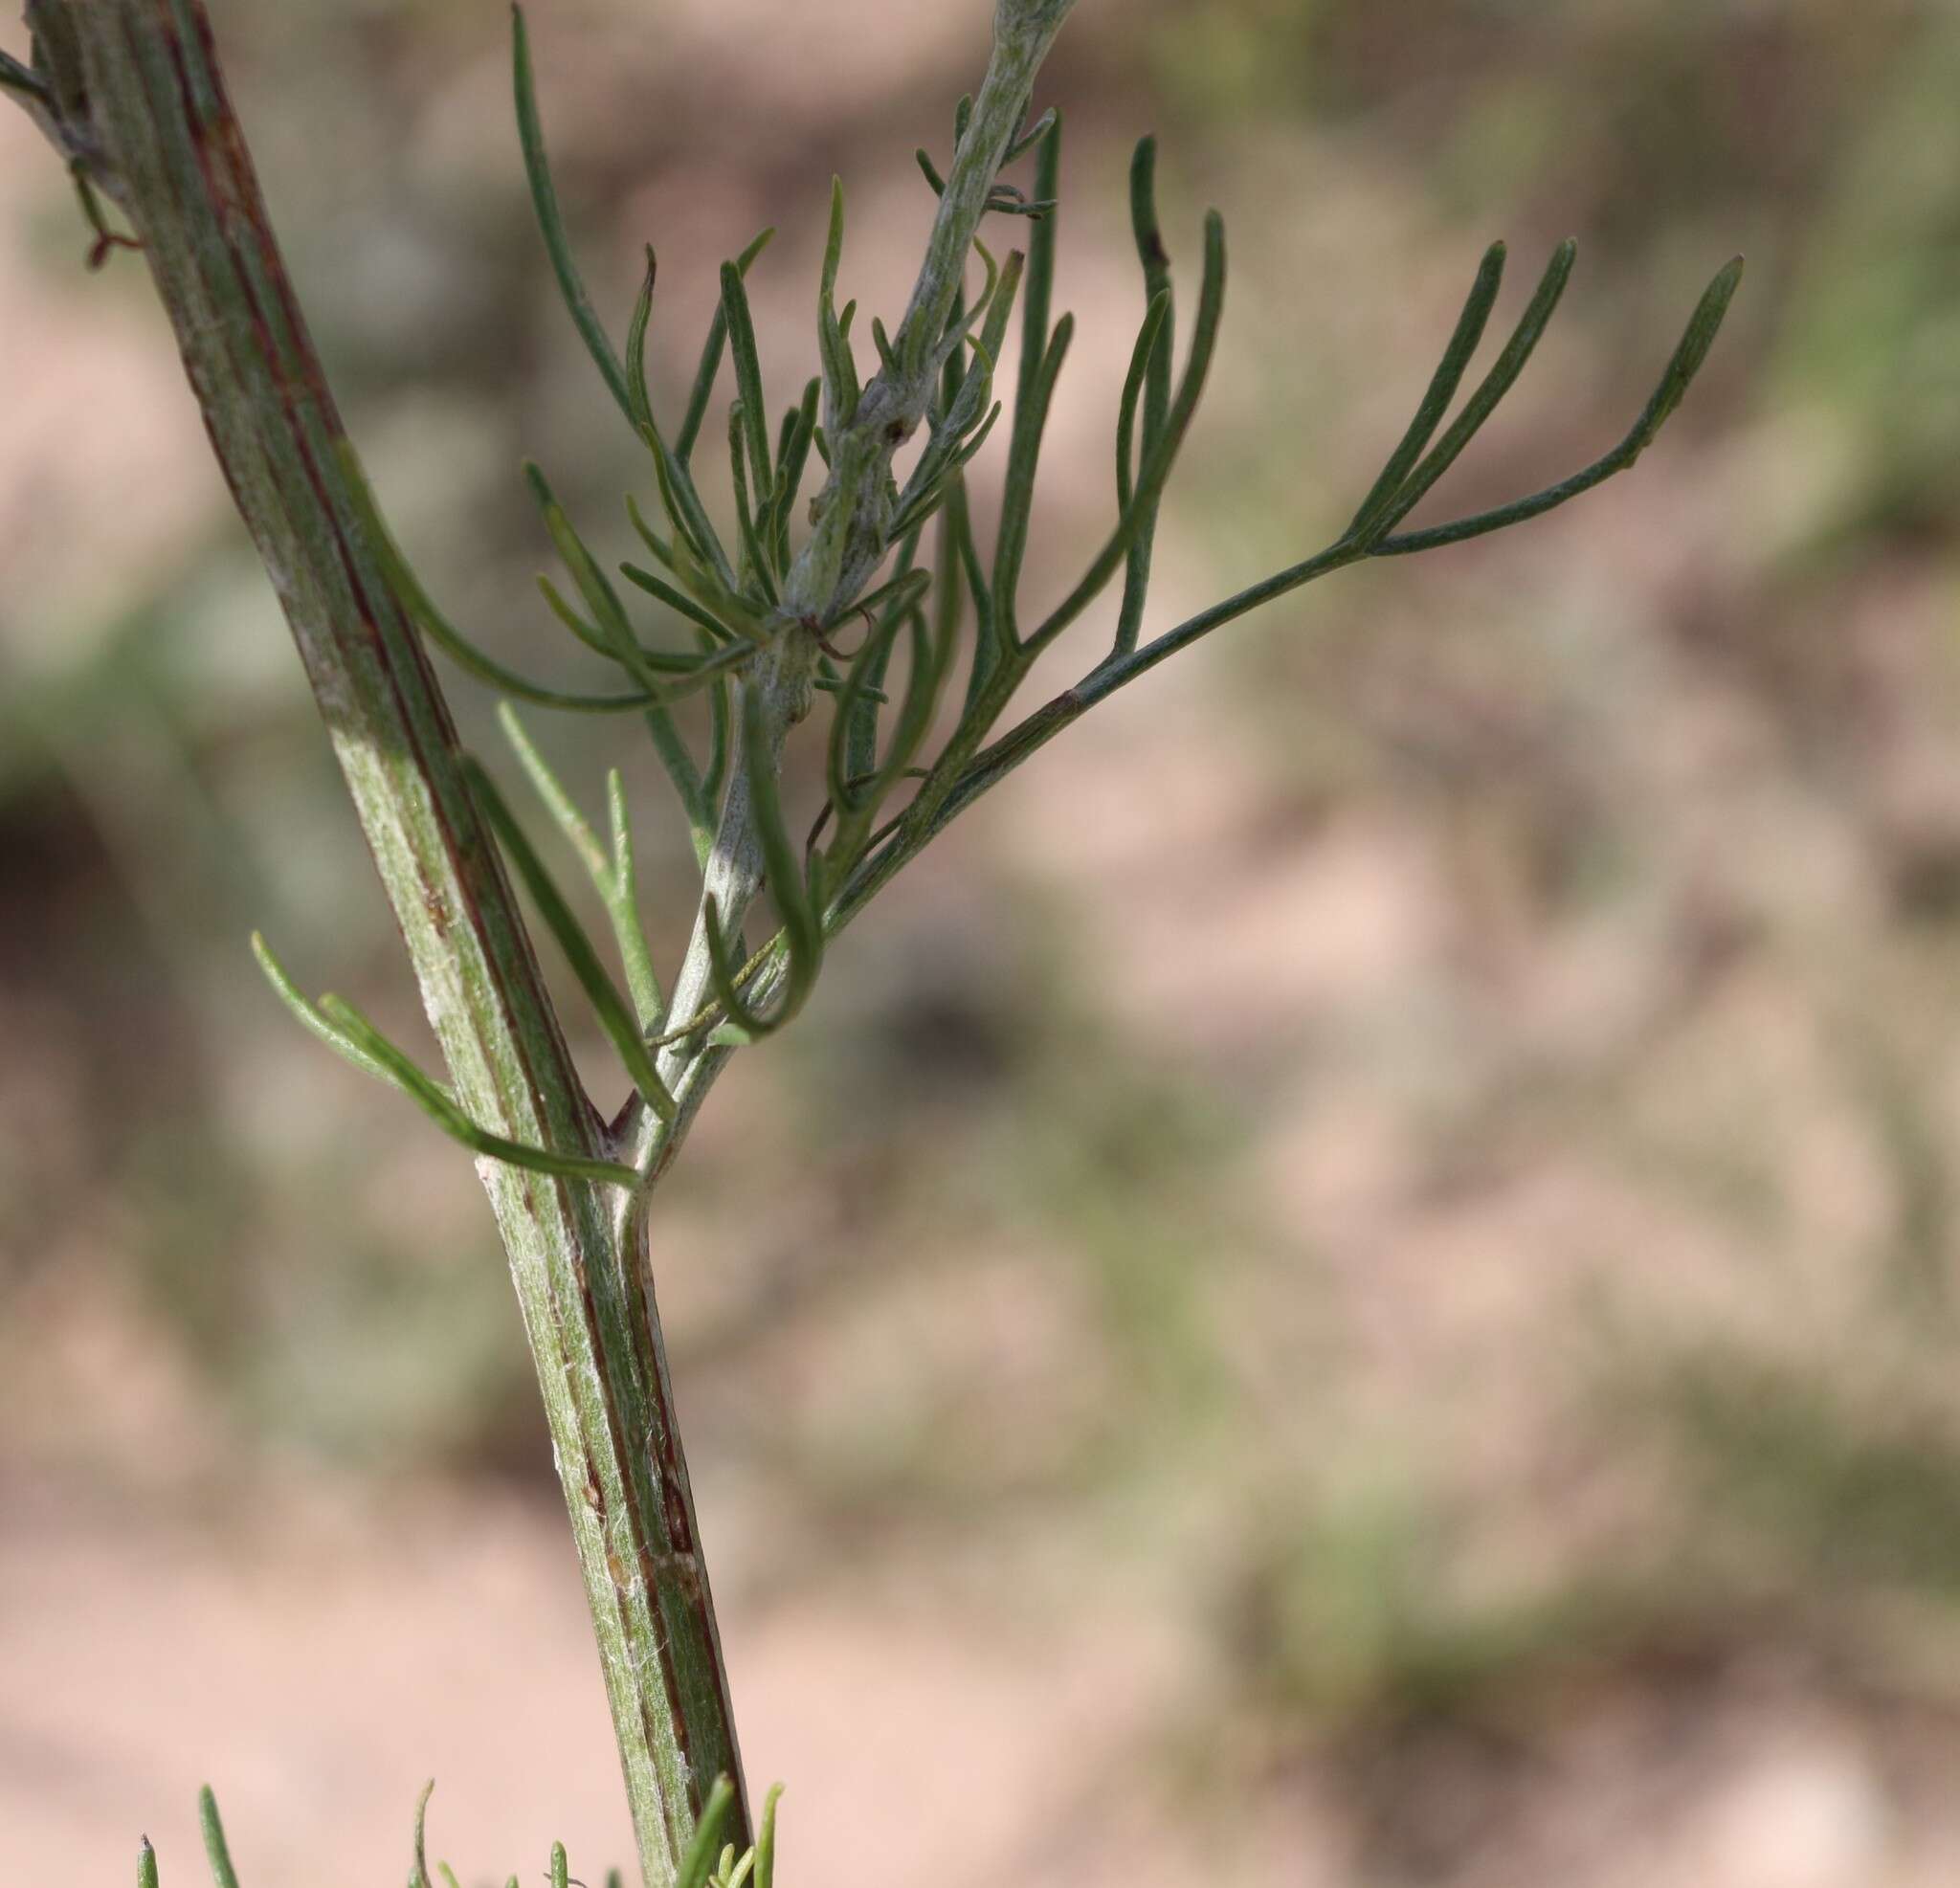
625, 0, 1078, 1176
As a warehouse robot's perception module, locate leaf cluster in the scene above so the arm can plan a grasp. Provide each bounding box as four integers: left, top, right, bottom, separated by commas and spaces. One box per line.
255, 8, 1741, 1195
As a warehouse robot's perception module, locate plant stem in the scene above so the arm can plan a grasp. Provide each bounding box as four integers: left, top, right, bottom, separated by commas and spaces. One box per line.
624, 0, 1080, 1170
34, 3, 740, 1877
19, 0, 1082, 1874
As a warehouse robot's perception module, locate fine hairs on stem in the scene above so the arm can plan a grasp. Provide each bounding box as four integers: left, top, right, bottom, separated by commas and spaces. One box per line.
4, 0, 1739, 1879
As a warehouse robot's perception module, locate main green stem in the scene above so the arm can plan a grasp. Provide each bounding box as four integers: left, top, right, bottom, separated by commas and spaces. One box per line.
25, 1, 1078, 1881
41, 3, 737, 1878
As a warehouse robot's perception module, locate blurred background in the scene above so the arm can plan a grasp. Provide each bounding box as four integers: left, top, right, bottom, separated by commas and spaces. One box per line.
5, 0, 1960, 1881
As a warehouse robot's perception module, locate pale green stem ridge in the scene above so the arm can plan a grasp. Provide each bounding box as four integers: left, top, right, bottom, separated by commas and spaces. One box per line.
39, 4, 746, 1878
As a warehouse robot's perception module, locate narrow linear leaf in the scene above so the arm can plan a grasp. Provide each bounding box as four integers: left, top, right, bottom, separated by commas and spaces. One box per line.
260, 935, 635, 1181
676, 1779, 738, 1888
606, 768, 665, 1029
1028, 208, 1228, 654
1005, 104, 1058, 167
1115, 290, 1171, 513
852, 565, 934, 626
410, 1779, 436, 1888
705, 691, 823, 1040
643, 420, 742, 597
627, 244, 658, 433
1369, 237, 1578, 542
702, 653, 734, 816
536, 573, 704, 673
768, 376, 822, 566
337, 441, 658, 714
754, 1786, 784, 1888
1376, 255, 1744, 555
642, 692, 715, 869
1346, 238, 1509, 544
1113, 135, 1178, 654
618, 554, 741, 644
679, 226, 776, 463
466, 756, 677, 1121
827, 609, 906, 818
720, 259, 773, 495
726, 401, 780, 602
512, 7, 633, 423
199, 1787, 241, 1888
817, 177, 859, 431
525, 460, 673, 696
253, 930, 396, 1085
1013, 112, 1061, 455
846, 527, 922, 786
499, 702, 608, 883
321, 992, 639, 1185
993, 314, 1076, 644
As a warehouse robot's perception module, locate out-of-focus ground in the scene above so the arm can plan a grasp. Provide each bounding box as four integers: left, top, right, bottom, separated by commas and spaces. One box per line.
6, 0, 1960, 1882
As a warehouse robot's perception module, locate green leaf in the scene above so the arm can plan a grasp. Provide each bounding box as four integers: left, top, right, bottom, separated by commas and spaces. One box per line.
726, 401, 780, 602
498, 702, 609, 883
817, 178, 860, 432
827, 609, 906, 820
676, 1780, 738, 1888
844, 527, 921, 786
704, 691, 823, 1040
1113, 136, 1176, 655
642, 419, 741, 599
256, 933, 639, 1187
702, 650, 734, 817
768, 377, 823, 569
465, 756, 677, 1121
606, 768, 665, 1029
678, 225, 776, 464
337, 441, 663, 715
753, 1786, 784, 1888
1005, 105, 1058, 167
525, 461, 670, 695
721, 261, 774, 500
1013, 113, 1062, 455
199, 1787, 241, 1888
1377, 254, 1744, 555
618, 544, 742, 644
253, 930, 397, 1086
1116, 291, 1172, 515
992, 314, 1075, 644
627, 244, 658, 434
1346, 238, 1510, 544
512, 7, 634, 424
137, 1836, 160, 1888
1026, 208, 1228, 655
410, 1778, 435, 1888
